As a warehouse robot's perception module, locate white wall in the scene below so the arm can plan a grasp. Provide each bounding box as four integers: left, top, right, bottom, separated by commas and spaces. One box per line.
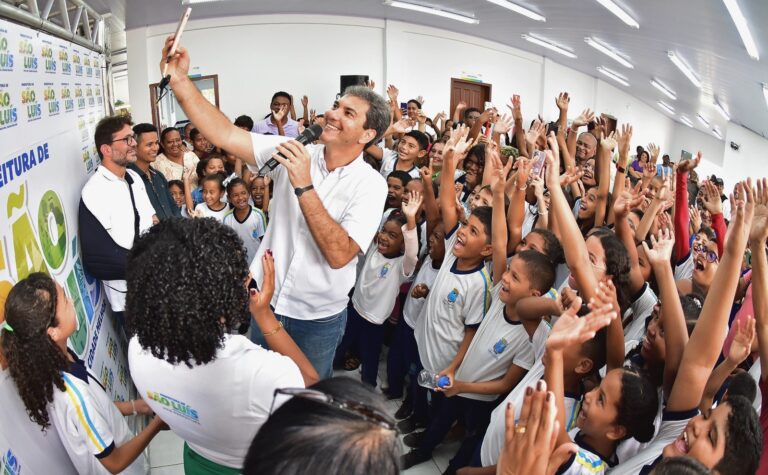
113, 76, 130, 104
125, 13, 768, 183
720, 124, 768, 193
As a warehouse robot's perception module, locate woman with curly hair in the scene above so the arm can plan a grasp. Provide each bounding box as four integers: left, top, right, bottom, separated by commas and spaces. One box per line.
126, 217, 318, 474
1, 273, 166, 474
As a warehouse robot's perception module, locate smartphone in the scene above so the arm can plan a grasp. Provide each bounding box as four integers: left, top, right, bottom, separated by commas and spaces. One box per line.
162, 7, 192, 76
400, 102, 408, 113
531, 150, 546, 177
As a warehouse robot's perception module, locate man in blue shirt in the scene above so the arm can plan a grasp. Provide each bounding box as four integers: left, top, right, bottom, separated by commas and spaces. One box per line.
128, 123, 180, 220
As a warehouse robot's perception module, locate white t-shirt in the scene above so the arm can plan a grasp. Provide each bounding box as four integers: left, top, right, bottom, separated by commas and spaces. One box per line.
414, 224, 492, 373
455, 284, 535, 401
379, 148, 420, 180
402, 256, 441, 329
675, 252, 694, 281
0, 368, 77, 475
222, 207, 268, 264
49, 364, 146, 475
247, 134, 387, 320
351, 236, 415, 324
623, 284, 658, 343
608, 408, 697, 474
194, 202, 229, 222
128, 334, 303, 468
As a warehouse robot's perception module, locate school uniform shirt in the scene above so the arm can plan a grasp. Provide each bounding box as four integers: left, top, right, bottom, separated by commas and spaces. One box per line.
80, 166, 155, 312
246, 133, 387, 321
153, 151, 200, 187
128, 334, 303, 469
379, 148, 420, 180
379, 209, 428, 261
402, 256, 441, 329
222, 206, 268, 264
194, 202, 229, 222
0, 368, 78, 475
414, 223, 492, 374
558, 432, 618, 475
608, 408, 698, 474
351, 226, 417, 324
49, 357, 146, 475
623, 283, 658, 343
455, 284, 535, 401
674, 252, 694, 281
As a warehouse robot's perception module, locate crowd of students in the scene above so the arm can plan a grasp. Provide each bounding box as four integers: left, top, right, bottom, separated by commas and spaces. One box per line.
2, 67, 768, 475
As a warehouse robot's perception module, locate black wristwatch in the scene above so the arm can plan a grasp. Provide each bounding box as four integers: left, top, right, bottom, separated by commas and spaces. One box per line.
294, 184, 314, 197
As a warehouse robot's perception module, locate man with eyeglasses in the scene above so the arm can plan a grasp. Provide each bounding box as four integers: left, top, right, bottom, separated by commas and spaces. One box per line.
79, 115, 157, 323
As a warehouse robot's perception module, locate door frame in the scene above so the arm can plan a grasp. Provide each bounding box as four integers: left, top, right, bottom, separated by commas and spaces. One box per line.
450, 78, 492, 117
149, 74, 220, 129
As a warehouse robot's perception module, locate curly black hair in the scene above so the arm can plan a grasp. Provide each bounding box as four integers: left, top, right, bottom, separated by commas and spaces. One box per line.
126, 217, 250, 367
715, 395, 762, 475
589, 227, 631, 313
2, 273, 69, 429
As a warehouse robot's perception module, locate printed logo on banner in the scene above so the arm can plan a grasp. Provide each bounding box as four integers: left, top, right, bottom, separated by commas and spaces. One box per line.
1, 449, 21, 475
21, 83, 42, 122
82, 146, 94, 173
75, 84, 85, 110
61, 83, 73, 112
19, 33, 38, 72
0, 84, 18, 130
43, 82, 59, 116
41, 39, 56, 73
94, 56, 101, 78
84, 55, 92, 77
59, 44, 71, 75
86, 85, 94, 107
0, 29, 14, 71
95, 86, 103, 106
72, 50, 82, 76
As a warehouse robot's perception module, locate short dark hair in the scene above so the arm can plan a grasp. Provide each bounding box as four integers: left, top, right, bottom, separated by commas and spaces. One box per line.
243, 378, 399, 475
653, 457, 712, 474
580, 327, 607, 375
201, 172, 226, 192
714, 396, 762, 475
528, 229, 565, 265
516, 250, 555, 294
680, 294, 703, 321
94, 114, 133, 159
234, 115, 254, 130
463, 107, 480, 120
407, 99, 422, 109
725, 372, 757, 404
167, 179, 184, 192
342, 86, 391, 147
271, 91, 292, 104
190, 127, 201, 141
195, 155, 225, 180
126, 218, 250, 366
617, 367, 659, 443
404, 130, 430, 151
226, 177, 248, 195
133, 123, 157, 141
160, 126, 180, 143
387, 170, 412, 188
470, 206, 492, 244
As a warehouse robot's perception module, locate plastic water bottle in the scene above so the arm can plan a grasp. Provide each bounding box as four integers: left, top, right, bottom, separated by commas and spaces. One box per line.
417, 370, 450, 389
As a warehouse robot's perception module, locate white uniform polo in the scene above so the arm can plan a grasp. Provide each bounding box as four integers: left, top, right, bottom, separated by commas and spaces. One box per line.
128, 334, 303, 469
0, 368, 77, 475
623, 283, 658, 343
402, 256, 441, 329
80, 166, 155, 312
222, 207, 268, 263
246, 134, 387, 320
194, 202, 229, 222
379, 148, 420, 180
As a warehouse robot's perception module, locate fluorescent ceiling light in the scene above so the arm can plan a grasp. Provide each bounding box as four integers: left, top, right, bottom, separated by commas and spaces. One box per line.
521, 34, 576, 58
182, 0, 225, 3
585, 37, 633, 68
384, 1, 479, 24
697, 113, 710, 127
486, 0, 545, 21
722, 0, 759, 60
679, 116, 694, 127
714, 99, 731, 121
650, 78, 676, 100
713, 127, 723, 140
657, 101, 675, 114
594, 0, 639, 28
668, 51, 702, 89
597, 66, 629, 87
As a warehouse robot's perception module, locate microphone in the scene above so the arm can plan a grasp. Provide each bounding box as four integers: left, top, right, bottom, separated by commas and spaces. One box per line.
258, 124, 324, 175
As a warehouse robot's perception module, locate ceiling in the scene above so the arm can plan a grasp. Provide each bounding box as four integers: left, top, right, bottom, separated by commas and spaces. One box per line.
115, 0, 768, 139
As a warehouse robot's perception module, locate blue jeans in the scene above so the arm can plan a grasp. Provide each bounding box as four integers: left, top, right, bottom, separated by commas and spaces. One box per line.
333, 305, 385, 387
250, 309, 347, 380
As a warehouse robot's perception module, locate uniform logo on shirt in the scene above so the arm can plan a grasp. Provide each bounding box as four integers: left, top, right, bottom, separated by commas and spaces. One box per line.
379, 263, 392, 279
446, 288, 459, 305
252, 229, 260, 239
1, 449, 21, 475
490, 338, 508, 357
146, 391, 200, 424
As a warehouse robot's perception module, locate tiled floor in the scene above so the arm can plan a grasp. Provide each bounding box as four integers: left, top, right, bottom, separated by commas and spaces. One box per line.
148, 348, 456, 474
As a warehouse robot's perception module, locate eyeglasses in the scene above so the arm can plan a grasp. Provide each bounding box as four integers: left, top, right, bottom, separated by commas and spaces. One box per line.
111, 134, 137, 145
693, 243, 718, 263
270, 388, 397, 431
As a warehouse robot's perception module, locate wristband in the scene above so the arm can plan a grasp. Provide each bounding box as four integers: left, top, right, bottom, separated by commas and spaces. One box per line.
616, 165, 626, 174
294, 184, 314, 197
263, 321, 284, 337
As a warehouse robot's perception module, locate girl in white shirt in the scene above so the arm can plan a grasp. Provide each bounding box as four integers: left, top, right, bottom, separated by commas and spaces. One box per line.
188, 172, 229, 221
333, 191, 422, 388
1, 273, 165, 475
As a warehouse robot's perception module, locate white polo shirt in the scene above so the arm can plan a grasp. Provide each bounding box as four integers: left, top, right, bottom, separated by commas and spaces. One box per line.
623, 284, 658, 343
379, 148, 420, 180
49, 363, 147, 475
80, 166, 155, 312
194, 202, 229, 222
0, 368, 78, 475
128, 334, 303, 469
223, 207, 268, 264
402, 256, 441, 329
246, 133, 387, 320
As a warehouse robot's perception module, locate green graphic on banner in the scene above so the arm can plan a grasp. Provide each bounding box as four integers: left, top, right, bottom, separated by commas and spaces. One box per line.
65, 269, 88, 355
37, 190, 67, 271
7, 184, 49, 280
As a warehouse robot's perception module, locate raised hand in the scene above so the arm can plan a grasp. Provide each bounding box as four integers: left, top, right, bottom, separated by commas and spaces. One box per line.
559, 166, 583, 188
514, 157, 534, 190
571, 108, 595, 128
392, 117, 414, 134
491, 156, 514, 196
727, 316, 756, 366
416, 95, 426, 106
555, 92, 570, 112
300, 95, 309, 109
600, 131, 617, 152
750, 178, 768, 245
616, 123, 633, 164
647, 143, 660, 165
249, 252, 276, 316
526, 119, 546, 150
642, 228, 676, 267
690, 205, 702, 233
677, 151, 702, 173
546, 297, 617, 352
387, 84, 399, 102
272, 104, 288, 122
494, 114, 515, 135
365, 79, 376, 90
402, 191, 423, 218
546, 131, 560, 159
613, 190, 643, 219
456, 100, 467, 112
309, 109, 317, 123
508, 95, 523, 122
416, 110, 427, 125
701, 180, 723, 215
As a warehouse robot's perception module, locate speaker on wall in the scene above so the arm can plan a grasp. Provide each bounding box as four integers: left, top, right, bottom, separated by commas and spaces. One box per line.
340, 75, 369, 96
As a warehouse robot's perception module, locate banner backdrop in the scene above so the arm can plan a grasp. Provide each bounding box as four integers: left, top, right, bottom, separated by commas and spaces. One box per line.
0, 19, 130, 406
